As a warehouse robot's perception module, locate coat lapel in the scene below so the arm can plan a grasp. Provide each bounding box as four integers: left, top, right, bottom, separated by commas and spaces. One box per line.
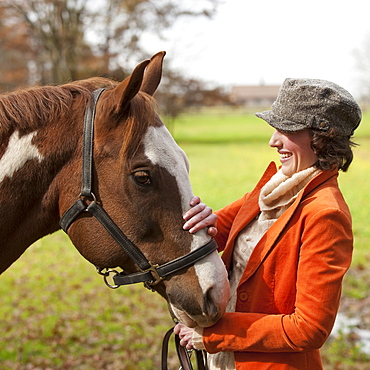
238, 193, 302, 285
224, 166, 338, 287
221, 162, 277, 270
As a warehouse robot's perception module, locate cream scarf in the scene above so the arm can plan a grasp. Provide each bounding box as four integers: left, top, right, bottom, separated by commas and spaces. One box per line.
205, 166, 321, 370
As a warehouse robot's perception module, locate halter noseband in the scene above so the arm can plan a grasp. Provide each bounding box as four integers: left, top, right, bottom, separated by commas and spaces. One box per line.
59, 88, 218, 290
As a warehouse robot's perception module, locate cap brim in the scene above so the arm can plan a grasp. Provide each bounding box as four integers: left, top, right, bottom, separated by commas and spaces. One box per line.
255, 111, 308, 132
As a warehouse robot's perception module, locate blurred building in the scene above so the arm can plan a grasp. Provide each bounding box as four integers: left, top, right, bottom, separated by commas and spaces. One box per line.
230, 84, 281, 107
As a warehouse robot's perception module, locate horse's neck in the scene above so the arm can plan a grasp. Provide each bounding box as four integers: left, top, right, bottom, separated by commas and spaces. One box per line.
0, 122, 80, 274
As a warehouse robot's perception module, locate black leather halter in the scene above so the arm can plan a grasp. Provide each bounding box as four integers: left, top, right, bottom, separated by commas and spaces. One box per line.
60, 89, 218, 290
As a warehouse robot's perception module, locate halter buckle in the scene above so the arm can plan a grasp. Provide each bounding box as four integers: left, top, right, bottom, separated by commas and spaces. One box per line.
143, 263, 165, 289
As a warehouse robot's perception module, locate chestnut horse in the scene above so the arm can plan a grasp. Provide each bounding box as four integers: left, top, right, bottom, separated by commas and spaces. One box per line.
0, 52, 230, 328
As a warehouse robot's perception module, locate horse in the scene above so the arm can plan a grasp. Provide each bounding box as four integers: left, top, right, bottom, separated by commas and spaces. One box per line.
0, 51, 230, 328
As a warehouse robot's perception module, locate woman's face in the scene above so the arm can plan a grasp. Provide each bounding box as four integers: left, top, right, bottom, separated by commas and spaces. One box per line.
269, 129, 318, 177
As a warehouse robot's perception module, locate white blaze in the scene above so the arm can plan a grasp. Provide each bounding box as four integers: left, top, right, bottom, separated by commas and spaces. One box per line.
144, 125, 230, 320
143, 126, 229, 309
143, 125, 193, 216
0, 131, 43, 183
143, 125, 211, 248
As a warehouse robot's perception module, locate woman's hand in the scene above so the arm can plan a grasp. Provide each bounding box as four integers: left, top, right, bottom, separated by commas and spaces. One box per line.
183, 196, 218, 236
174, 323, 195, 350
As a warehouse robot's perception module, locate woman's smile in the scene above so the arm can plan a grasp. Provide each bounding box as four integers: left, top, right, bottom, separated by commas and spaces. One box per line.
269, 129, 318, 177
279, 151, 292, 161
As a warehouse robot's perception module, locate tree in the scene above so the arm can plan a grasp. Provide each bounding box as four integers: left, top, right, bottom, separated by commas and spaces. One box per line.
156, 68, 232, 126
0, 0, 219, 86
0, 0, 230, 120
0, 6, 33, 90
1, 0, 97, 84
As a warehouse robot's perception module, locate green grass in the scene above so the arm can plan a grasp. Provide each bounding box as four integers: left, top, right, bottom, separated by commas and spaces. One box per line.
1, 109, 369, 369
173, 111, 370, 265
0, 232, 176, 369
173, 112, 277, 208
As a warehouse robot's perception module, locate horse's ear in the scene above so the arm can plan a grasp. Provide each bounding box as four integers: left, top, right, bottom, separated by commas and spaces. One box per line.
112, 59, 150, 114
140, 51, 166, 96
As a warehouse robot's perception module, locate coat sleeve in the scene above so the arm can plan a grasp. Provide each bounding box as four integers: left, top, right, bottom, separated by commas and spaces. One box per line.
202, 207, 353, 353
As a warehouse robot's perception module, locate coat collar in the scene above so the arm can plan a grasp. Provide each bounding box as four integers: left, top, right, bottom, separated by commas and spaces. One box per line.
221, 162, 339, 284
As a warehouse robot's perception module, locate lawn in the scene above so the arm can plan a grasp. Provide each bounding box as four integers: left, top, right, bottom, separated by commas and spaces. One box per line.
0, 108, 369, 369
173, 109, 370, 266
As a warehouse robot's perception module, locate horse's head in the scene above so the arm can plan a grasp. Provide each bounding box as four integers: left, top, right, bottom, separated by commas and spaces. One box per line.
60, 52, 230, 328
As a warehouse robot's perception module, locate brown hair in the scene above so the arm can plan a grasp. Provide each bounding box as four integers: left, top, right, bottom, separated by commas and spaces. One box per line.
310, 128, 358, 172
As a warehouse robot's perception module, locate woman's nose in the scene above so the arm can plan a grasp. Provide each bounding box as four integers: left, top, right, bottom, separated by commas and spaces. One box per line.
269, 130, 281, 148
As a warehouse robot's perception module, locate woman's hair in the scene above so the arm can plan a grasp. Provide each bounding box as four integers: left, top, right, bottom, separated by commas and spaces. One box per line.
310, 128, 358, 172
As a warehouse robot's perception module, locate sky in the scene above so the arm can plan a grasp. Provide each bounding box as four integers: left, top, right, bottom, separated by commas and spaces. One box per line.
143, 0, 370, 98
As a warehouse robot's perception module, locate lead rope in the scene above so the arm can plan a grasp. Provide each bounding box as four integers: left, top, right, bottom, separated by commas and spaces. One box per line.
161, 327, 208, 370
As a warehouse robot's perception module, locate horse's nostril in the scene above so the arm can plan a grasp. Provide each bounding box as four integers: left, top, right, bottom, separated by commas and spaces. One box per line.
203, 287, 220, 319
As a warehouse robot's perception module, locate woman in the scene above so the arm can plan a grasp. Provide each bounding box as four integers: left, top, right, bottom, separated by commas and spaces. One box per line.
175, 78, 362, 369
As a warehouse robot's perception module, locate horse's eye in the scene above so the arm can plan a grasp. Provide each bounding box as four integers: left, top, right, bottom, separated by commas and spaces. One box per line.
133, 171, 152, 186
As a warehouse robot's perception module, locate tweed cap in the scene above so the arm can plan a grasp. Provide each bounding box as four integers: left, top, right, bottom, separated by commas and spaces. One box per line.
255, 78, 362, 136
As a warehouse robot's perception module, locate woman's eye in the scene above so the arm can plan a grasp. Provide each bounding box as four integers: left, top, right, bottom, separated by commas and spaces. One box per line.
133, 171, 152, 186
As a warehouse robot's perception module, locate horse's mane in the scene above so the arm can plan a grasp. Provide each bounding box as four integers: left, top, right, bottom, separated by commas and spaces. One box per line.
0, 76, 160, 159
0, 77, 117, 133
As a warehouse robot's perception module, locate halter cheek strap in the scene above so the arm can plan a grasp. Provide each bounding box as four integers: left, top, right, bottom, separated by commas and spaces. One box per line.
59, 89, 218, 290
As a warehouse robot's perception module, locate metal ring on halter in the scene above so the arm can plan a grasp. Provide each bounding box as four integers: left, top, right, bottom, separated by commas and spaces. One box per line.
80, 191, 97, 205
96, 267, 120, 289
103, 272, 120, 289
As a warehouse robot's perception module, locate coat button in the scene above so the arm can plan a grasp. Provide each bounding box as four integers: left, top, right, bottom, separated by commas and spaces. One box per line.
239, 292, 248, 302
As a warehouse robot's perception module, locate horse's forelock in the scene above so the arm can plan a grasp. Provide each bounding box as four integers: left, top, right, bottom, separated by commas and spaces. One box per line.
121, 92, 160, 159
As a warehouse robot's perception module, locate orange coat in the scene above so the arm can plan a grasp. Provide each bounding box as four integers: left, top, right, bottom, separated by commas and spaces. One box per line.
202, 162, 353, 369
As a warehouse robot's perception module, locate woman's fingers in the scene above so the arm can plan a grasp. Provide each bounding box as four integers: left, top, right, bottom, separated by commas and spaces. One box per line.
183, 202, 208, 221
183, 210, 217, 233
174, 323, 194, 350
183, 197, 218, 234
